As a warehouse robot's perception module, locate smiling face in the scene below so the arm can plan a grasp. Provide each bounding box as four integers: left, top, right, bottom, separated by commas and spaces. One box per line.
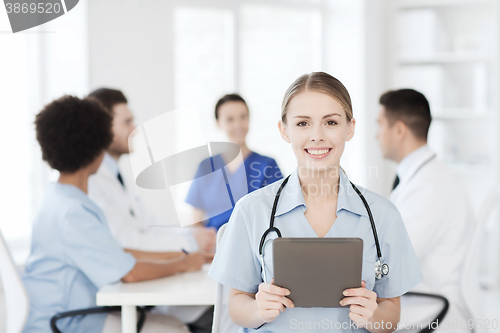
278, 91, 355, 173
217, 101, 249, 145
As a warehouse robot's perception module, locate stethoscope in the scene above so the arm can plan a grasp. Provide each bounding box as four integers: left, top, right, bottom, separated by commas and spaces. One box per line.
258, 174, 390, 283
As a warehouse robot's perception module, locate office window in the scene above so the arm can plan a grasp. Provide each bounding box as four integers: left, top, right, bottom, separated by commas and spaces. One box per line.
0, 3, 88, 262
174, 1, 322, 175
173, 7, 235, 143
239, 3, 321, 172
0, 32, 32, 245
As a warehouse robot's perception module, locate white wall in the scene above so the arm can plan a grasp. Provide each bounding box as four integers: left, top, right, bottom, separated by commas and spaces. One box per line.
0, 0, 89, 262
87, 0, 393, 221
88, 0, 178, 220
322, 0, 367, 186
363, 0, 395, 196
323, 0, 393, 194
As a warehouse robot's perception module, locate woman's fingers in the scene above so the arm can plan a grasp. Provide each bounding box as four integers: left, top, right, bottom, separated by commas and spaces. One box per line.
259, 281, 290, 297
347, 304, 371, 317
342, 285, 377, 301
256, 284, 294, 308
341, 282, 379, 323
260, 299, 287, 311
256, 281, 295, 322
340, 296, 371, 307
259, 292, 294, 309
255, 291, 293, 307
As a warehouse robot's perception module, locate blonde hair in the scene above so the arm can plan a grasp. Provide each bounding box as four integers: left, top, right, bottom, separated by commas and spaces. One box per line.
281, 72, 353, 123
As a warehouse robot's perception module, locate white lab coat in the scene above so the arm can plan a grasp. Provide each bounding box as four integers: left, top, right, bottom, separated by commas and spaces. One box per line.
88, 153, 198, 252
88, 154, 207, 324
390, 145, 474, 332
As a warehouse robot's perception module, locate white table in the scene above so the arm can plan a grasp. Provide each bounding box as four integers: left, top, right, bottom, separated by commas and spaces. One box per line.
96, 264, 216, 333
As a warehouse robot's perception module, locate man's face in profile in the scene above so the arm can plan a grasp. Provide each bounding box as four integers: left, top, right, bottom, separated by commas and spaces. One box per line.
376, 107, 398, 162
109, 103, 136, 157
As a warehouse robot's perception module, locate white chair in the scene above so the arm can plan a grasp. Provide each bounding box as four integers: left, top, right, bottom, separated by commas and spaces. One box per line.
212, 223, 241, 333
461, 186, 500, 333
0, 230, 30, 333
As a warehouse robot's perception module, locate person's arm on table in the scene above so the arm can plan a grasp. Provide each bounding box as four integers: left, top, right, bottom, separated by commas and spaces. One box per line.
124, 249, 184, 261
122, 252, 205, 282
124, 249, 214, 263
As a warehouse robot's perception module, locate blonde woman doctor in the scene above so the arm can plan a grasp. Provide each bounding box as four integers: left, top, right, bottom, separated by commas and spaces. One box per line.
208, 72, 423, 333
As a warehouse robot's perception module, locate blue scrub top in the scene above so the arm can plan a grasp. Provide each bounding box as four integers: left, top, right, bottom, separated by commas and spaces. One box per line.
208, 167, 423, 333
22, 183, 136, 333
185, 152, 282, 230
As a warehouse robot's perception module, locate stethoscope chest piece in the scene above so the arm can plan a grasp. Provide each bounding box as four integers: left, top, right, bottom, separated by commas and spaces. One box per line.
375, 259, 389, 280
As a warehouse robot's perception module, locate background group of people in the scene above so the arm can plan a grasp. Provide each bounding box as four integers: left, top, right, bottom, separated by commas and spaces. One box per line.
21, 71, 472, 332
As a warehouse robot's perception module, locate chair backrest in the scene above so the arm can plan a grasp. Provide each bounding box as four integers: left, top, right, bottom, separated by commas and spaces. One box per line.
212, 223, 241, 333
0, 230, 30, 333
461, 186, 500, 329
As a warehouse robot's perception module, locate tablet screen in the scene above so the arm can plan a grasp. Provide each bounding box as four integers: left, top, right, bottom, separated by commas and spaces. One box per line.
273, 237, 363, 308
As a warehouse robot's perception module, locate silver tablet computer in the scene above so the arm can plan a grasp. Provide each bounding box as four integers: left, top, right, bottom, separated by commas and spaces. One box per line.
273, 238, 363, 308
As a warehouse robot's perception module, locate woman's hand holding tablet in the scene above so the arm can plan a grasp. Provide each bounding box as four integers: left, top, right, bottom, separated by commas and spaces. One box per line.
255, 278, 294, 322
340, 280, 379, 328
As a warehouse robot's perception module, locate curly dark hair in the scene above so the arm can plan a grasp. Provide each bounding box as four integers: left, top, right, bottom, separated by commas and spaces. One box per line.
35, 95, 113, 172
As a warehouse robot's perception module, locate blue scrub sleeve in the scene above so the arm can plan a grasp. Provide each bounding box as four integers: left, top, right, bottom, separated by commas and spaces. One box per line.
262, 159, 283, 187
63, 207, 136, 289
185, 178, 203, 210
185, 159, 210, 210
208, 201, 263, 294
373, 211, 423, 298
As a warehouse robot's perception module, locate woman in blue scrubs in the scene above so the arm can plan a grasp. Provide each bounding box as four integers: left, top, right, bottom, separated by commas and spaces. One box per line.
208, 73, 423, 332
186, 94, 283, 230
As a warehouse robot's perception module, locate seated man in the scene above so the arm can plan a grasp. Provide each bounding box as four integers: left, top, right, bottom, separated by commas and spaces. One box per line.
376, 89, 474, 332
87, 88, 215, 332
22, 95, 210, 332
87, 88, 215, 253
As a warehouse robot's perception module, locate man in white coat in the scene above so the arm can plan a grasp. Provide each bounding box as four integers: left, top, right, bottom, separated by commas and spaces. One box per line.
87, 88, 216, 333
376, 89, 474, 332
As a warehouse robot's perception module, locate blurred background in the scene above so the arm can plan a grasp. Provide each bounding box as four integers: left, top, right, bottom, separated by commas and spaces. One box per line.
1, 0, 499, 322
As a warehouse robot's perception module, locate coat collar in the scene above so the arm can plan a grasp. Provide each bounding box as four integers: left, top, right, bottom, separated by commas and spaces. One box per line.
396, 145, 436, 183
102, 152, 120, 177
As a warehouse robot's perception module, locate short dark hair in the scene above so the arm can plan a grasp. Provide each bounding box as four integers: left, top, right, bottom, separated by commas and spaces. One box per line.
88, 88, 128, 112
215, 94, 248, 120
35, 95, 113, 172
379, 89, 432, 140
